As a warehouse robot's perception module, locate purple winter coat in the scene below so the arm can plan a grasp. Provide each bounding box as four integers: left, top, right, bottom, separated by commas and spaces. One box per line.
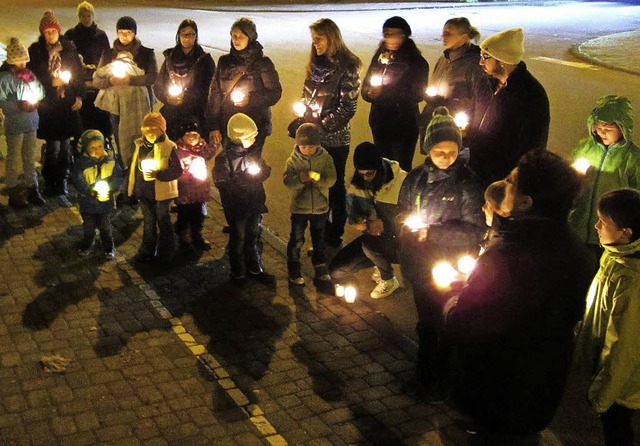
175, 137, 217, 204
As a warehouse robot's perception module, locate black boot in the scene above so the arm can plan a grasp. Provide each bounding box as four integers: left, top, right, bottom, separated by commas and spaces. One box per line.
8, 187, 28, 208
27, 187, 46, 205
56, 179, 68, 197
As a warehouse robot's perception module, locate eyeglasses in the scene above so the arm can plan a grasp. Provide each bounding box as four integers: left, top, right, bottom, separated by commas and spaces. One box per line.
180, 32, 196, 38
480, 53, 494, 61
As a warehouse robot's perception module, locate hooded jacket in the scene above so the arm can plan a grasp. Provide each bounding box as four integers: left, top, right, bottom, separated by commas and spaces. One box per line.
575, 237, 640, 413
361, 39, 428, 135
213, 140, 270, 221
569, 96, 640, 246
206, 41, 281, 140
446, 215, 595, 434
466, 61, 550, 187
347, 158, 407, 236
283, 145, 337, 215
70, 145, 124, 214
0, 64, 45, 135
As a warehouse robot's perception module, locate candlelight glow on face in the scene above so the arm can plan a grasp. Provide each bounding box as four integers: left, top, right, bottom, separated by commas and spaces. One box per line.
454, 112, 469, 130
404, 214, 427, 232
111, 61, 127, 78
572, 158, 590, 175
59, 70, 72, 83
370, 75, 383, 87
230, 90, 246, 105
293, 101, 306, 117
94, 180, 110, 202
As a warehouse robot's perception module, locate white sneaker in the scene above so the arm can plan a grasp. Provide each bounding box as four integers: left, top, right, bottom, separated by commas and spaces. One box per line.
370, 276, 400, 299
371, 266, 381, 283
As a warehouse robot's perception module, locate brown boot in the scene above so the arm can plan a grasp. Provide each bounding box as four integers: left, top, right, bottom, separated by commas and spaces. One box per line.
8, 187, 28, 208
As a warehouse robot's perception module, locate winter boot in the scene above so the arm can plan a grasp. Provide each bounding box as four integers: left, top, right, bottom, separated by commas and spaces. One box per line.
27, 187, 46, 206
8, 187, 28, 208
177, 230, 192, 248
192, 232, 211, 251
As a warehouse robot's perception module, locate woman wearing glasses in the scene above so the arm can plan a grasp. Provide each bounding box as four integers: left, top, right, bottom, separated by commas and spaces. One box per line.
154, 19, 215, 141
419, 17, 484, 154
362, 16, 428, 173
206, 17, 281, 157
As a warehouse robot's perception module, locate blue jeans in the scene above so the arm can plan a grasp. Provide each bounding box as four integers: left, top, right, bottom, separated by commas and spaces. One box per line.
138, 198, 176, 258
228, 213, 263, 277
287, 213, 328, 277
329, 233, 397, 281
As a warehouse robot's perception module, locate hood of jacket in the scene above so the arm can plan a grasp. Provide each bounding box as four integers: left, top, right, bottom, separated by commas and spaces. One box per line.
587, 95, 634, 147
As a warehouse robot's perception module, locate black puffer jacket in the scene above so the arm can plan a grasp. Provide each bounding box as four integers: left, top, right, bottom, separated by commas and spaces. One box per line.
300, 54, 360, 148
466, 62, 550, 187
361, 39, 428, 135
64, 23, 110, 82
446, 215, 595, 435
155, 44, 215, 139
27, 36, 85, 140
206, 41, 281, 138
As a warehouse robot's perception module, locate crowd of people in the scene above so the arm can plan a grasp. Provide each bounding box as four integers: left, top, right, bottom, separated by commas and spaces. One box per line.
0, 3, 639, 445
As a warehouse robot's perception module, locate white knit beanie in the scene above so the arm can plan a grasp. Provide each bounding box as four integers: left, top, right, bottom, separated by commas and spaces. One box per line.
480, 28, 524, 65
227, 113, 258, 142
6, 38, 30, 65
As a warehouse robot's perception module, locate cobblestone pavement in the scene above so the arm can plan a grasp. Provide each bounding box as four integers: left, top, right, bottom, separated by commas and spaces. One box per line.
0, 158, 613, 445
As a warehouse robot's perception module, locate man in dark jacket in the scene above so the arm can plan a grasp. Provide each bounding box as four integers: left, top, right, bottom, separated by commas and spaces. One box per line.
445, 151, 596, 444
466, 28, 549, 187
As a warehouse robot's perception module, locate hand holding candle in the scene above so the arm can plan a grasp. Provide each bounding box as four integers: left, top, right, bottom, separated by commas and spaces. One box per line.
141, 159, 159, 181
293, 101, 307, 118
59, 70, 72, 84
308, 171, 321, 182
94, 180, 110, 202
247, 162, 262, 176
572, 158, 590, 175
230, 90, 247, 106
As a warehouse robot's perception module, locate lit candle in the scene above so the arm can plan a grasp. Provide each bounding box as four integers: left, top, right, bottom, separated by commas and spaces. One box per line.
425, 86, 437, 97
94, 180, 110, 202
293, 101, 307, 118
247, 162, 262, 176
404, 214, 427, 232
230, 90, 246, 105
190, 157, 208, 181
168, 83, 183, 97
344, 286, 357, 303
308, 171, 321, 181
111, 61, 127, 78
370, 75, 383, 87
22, 88, 38, 105
335, 284, 345, 297
572, 158, 590, 175
141, 159, 159, 181
378, 52, 391, 65
432, 262, 457, 289
457, 255, 477, 276
454, 112, 469, 130
59, 70, 72, 83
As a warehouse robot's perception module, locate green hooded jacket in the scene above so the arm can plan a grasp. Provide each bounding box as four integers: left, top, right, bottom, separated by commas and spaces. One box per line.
575, 237, 640, 413
569, 95, 640, 245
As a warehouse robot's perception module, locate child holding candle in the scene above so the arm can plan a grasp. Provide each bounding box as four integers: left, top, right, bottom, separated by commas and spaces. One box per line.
0, 37, 46, 207
70, 129, 124, 258
175, 116, 217, 250
128, 112, 183, 263
213, 113, 271, 281
283, 123, 337, 285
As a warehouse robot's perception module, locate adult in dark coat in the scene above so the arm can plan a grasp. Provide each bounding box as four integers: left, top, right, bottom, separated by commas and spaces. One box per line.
28, 10, 85, 196
97, 16, 157, 166
155, 19, 215, 142
293, 18, 362, 248
64, 1, 111, 138
445, 151, 595, 443
361, 16, 428, 172
206, 18, 281, 157
420, 17, 484, 153
466, 28, 550, 187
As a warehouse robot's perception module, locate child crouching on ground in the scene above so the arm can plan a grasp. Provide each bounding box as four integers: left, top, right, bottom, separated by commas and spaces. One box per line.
175, 116, 217, 251
283, 123, 337, 285
70, 129, 124, 258
213, 113, 271, 281
128, 112, 183, 263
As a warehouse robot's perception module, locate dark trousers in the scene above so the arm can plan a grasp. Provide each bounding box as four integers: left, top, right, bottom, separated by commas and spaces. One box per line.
373, 127, 418, 173
81, 213, 113, 251
601, 403, 635, 446
176, 203, 206, 241
324, 145, 348, 247
139, 198, 176, 258
287, 213, 328, 277
228, 213, 262, 277
42, 139, 72, 191
329, 233, 397, 281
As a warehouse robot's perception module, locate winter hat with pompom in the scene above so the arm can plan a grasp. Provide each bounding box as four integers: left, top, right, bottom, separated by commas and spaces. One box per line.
423, 106, 462, 153
6, 38, 30, 65
39, 10, 62, 35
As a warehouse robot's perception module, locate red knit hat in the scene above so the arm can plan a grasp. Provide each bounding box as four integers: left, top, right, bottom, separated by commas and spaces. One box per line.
39, 10, 62, 35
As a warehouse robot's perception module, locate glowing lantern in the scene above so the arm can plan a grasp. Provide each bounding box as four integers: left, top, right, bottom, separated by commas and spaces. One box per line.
572, 158, 590, 175
426, 86, 437, 97
190, 157, 208, 181
370, 75, 383, 87
454, 112, 469, 130
457, 255, 477, 276
344, 286, 357, 303
293, 101, 307, 118
247, 162, 262, 176
308, 171, 321, 181
141, 159, 159, 181
230, 90, 246, 105
59, 70, 72, 83
432, 262, 457, 289
404, 214, 427, 232
168, 83, 183, 97
111, 61, 127, 78
94, 180, 110, 202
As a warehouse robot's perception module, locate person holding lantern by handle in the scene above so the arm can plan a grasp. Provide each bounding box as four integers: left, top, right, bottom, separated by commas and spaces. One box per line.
70, 129, 124, 259
568, 95, 640, 266
397, 106, 485, 403
28, 10, 85, 197
445, 151, 595, 444
361, 16, 428, 173
155, 19, 215, 142
206, 18, 281, 157
290, 18, 361, 251
0, 37, 46, 207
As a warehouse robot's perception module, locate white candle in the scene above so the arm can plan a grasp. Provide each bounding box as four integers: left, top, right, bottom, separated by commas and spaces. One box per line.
190, 158, 208, 181
344, 286, 357, 303
457, 255, 477, 276
168, 84, 183, 97
247, 162, 261, 176
454, 112, 469, 130
404, 214, 427, 232
432, 262, 457, 289
111, 61, 127, 78
293, 101, 306, 118
59, 70, 72, 83
572, 158, 590, 175
141, 159, 159, 181
425, 86, 437, 97
370, 75, 383, 87
230, 90, 246, 105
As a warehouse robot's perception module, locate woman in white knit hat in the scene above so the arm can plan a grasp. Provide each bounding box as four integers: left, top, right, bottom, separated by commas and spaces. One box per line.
0, 38, 46, 207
